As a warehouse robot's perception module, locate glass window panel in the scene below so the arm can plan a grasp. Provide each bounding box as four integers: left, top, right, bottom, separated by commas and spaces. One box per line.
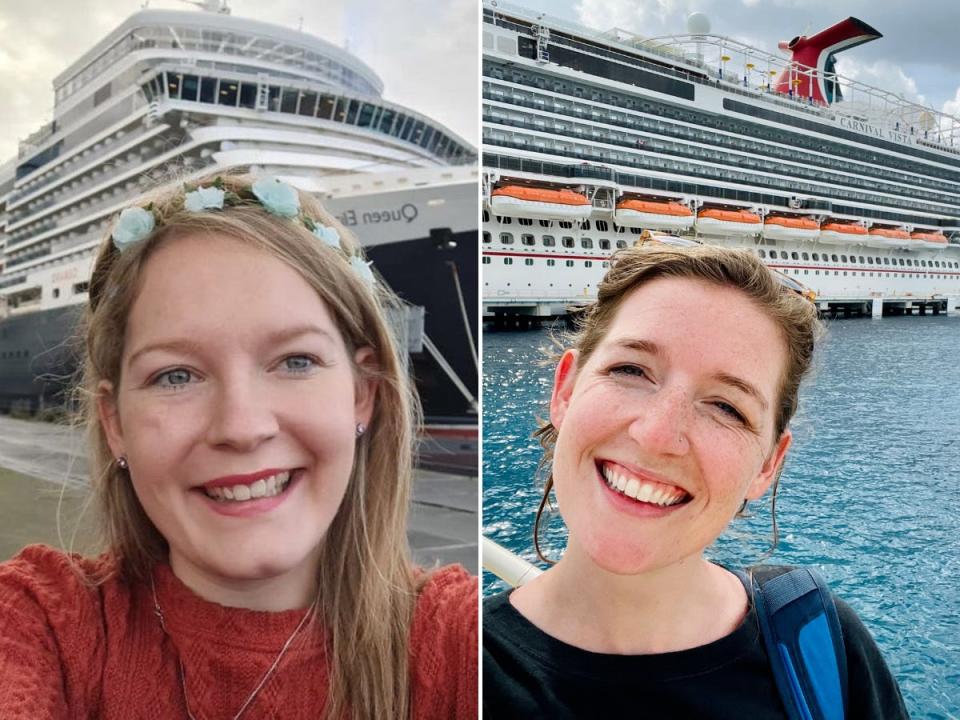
317, 94, 335, 119
268, 86, 281, 111
182, 74, 199, 101
357, 103, 375, 127
378, 108, 396, 133
199, 77, 216, 103
280, 88, 298, 113
334, 97, 348, 121
239, 83, 257, 109
345, 99, 360, 124
220, 80, 238, 106
297, 91, 318, 116
167, 72, 182, 99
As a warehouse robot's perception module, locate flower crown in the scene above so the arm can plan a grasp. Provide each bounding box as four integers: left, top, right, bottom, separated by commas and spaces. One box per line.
111, 176, 375, 287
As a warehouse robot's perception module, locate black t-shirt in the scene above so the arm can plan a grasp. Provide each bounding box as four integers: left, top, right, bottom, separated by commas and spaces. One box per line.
483, 584, 910, 719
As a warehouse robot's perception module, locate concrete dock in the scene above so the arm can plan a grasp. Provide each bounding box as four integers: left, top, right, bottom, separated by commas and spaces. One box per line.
0, 415, 477, 573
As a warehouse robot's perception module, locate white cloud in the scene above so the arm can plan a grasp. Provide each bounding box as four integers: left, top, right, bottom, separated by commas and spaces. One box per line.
574, 0, 684, 33
834, 56, 925, 106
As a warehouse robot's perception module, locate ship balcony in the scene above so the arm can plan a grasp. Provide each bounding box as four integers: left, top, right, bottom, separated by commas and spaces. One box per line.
9, 114, 159, 208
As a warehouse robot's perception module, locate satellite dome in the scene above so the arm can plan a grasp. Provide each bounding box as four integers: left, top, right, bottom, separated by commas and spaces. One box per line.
687, 12, 711, 35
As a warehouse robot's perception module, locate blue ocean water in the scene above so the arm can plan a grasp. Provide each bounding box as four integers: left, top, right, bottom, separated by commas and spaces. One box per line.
482, 316, 960, 719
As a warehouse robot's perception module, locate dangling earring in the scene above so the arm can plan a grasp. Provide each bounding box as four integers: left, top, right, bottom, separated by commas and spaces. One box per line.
355, 423, 366, 438
116, 456, 129, 470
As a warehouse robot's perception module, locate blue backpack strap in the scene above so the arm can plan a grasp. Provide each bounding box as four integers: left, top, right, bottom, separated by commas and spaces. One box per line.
734, 567, 848, 720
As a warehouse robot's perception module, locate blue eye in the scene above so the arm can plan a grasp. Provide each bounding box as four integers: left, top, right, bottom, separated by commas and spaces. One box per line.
714, 401, 746, 423
153, 368, 193, 389
282, 355, 319, 373
611, 365, 648, 379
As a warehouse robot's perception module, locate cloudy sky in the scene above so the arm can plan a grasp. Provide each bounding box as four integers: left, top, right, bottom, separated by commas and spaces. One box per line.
0, 0, 478, 163
537, 0, 960, 116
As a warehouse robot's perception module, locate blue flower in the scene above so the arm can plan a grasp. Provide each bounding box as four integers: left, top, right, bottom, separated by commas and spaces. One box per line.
251, 177, 300, 218
112, 207, 156, 251
313, 224, 342, 250
184, 186, 226, 212
349, 255, 375, 287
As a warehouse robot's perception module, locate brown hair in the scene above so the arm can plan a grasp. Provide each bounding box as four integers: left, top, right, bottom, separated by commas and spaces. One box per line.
532, 242, 823, 562
76, 172, 421, 719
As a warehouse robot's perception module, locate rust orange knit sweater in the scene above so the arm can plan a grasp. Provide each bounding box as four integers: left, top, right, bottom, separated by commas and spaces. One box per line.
0, 545, 477, 719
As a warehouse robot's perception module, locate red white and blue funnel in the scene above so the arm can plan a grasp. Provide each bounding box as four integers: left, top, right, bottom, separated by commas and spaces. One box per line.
773, 17, 881, 104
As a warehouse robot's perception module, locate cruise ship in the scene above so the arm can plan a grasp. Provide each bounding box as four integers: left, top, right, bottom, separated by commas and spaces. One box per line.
481, 1, 960, 319
0, 1, 479, 453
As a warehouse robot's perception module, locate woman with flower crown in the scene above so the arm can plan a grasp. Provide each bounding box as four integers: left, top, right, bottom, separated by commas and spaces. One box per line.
0, 173, 477, 719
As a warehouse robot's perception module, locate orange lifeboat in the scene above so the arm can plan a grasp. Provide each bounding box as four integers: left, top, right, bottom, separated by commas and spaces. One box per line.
696, 208, 761, 237
614, 199, 694, 231
866, 227, 911, 249
490, 185, 592, 220
819, 222, 867, 246
762, 216, 820, 242
910, 231, 948, 250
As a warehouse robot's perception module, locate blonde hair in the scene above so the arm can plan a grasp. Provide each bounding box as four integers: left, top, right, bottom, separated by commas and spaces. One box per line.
533, 242, 823, 562
77, 172, 421, 719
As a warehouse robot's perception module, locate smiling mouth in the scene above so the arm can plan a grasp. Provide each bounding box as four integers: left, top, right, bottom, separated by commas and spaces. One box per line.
201, 470, 297, 503
598, 462, 691, 508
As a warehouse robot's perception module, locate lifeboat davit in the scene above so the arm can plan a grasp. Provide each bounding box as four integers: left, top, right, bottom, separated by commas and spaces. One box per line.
696, 208, 762, 237
490, 185, 592, 220
819, 222, 867, 245
866, 227, 911, 249
762, 216, 820, 242
910, 231, 948, 250
614, 199, 694, 231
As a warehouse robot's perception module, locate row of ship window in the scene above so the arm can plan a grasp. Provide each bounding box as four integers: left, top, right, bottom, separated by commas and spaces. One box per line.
479, 231, 959, 271
757, 249, 958, 269
481, 256, 956, 280
59, 27, 378, 103
141, 71, 468, 161
483, 151, 951, 230
484, 63, 960, 196
482, 257, 609, 267
484, 125, 958, 223
0, 350, 30, 360
483, 100, 959, 216
482, 231, 629, 250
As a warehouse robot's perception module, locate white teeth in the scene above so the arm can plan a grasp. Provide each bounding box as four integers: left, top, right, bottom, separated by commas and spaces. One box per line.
602, 464, 687, 508
203, 471, 293, 503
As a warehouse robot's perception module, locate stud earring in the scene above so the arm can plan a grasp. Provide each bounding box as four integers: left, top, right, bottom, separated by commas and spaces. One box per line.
355, 423, 366, 438
117, 456, 129, 470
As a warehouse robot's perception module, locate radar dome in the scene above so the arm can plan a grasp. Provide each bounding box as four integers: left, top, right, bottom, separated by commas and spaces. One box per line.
687, 12, 711, 35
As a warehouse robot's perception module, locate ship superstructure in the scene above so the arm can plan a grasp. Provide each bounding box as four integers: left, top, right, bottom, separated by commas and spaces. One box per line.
0, 4, 477, 428
481, 1, 960, 318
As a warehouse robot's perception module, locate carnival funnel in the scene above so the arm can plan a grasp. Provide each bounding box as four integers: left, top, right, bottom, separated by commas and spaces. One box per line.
773, 17, 881, 105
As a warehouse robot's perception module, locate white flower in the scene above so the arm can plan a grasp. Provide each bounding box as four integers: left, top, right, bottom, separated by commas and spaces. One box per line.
112, 207, 156, 251
184, 186, 226, 212
251, 177, 300, 218
349, 255, 375, 287
312, 224, 342, 250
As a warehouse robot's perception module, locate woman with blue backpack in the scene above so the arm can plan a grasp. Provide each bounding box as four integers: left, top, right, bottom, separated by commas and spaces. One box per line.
483, 238, 908, 719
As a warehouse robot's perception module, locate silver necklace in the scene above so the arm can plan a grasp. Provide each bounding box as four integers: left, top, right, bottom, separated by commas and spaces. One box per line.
150, 575, 318, 720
